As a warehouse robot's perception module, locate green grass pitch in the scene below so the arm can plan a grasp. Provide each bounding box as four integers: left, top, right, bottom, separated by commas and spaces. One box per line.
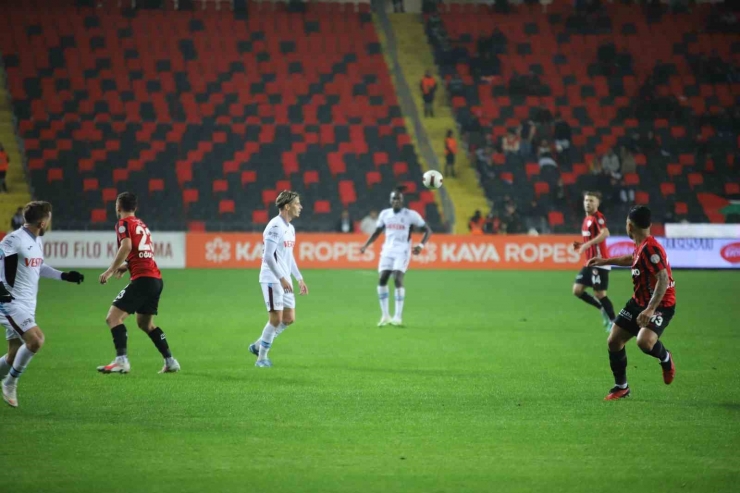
1, 268, 739, 493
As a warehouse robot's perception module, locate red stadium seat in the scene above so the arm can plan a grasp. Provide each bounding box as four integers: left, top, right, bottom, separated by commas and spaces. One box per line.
262, 189, 278, 206
252, 210, 269, 224
314, 200, 331, 214
534, 181, 550, 198
47, 168, 63, 183
366, 171, 382, 188
91, 209, 107, 223
725, 183, 740, 195
687, 173, 703, 189
675, 202, 688, 215
393, 162, 408, 177
213, 179, 228, 193
219, 200, 235, 214
304, 170, 319, 187
525, 163, 540, 180
149, 179, 164, 193
241, 171, 257, 186
660, 182, 676, 197
635, 191, 650, 204
83, 178, 99, 191
548, 211, 564, 227
183, 189, 199, 206
623, 173, 640, 186
102, 188, 118, 204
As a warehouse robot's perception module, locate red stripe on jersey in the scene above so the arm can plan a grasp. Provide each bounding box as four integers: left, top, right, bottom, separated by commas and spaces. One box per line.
581, 212, 608, 266
631, 237, 676, 308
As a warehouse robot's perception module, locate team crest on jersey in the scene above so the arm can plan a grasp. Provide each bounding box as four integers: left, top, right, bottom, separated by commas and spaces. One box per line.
598, 218, 604, 225
118, 225, 127, 233
650, 254, 660, 264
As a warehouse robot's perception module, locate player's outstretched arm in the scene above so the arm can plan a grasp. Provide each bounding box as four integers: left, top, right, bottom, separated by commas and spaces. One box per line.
100, 238, 131, 284
360, 227, 384, 254
587, 255, 632, 267
40, 264, 84, 284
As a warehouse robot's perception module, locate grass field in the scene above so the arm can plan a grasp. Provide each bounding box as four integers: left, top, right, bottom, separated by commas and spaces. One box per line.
1, 268, 739, 493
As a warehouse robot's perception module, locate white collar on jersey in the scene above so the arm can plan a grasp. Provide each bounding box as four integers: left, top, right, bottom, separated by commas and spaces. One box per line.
22, 227, 36, 241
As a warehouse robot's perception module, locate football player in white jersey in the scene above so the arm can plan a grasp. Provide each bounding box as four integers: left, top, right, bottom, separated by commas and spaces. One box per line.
360, 189, 431, 326
248, 190, 308, 367
0, 201, 84, 407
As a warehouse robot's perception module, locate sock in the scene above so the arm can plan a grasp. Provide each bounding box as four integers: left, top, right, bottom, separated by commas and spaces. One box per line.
394, 287, 405, 320
0, 354, 9, 380
600, 296, 616, 320
258, 323, 278, 360
578, 292, 603, 310
641, 340, 670, 366
148, 327, 172, 359
274, 322, 288, 339
111, 324, 128, 357
608, 348, 628, 387
5, 344, 35, 386
377, 286, 390, 318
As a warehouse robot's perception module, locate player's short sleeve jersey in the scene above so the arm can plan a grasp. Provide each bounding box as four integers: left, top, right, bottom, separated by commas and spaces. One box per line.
0, 228, 45, 311
116, 217, 161, 281
581, 211, 610, 269
631, 236, 676, 308
259, 215, 296, 283
377, 208, 426, 254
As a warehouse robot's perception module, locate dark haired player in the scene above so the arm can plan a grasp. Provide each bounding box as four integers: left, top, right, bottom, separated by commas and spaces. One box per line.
98, 192, 180, 374
0, 201, 84, 407
360, 189, 431, 327
588, 205, 676, 400
572, 191, 615, 331
249, 190, 309, 368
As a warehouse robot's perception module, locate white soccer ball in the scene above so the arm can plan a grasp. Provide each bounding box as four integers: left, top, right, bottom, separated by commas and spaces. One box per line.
422, 170, 444, 189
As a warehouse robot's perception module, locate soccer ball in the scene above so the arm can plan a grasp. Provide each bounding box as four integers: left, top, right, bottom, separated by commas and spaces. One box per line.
422, 170, 444, 189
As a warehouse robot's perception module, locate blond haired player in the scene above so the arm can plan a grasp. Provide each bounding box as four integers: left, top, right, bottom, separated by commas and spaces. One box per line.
249, 191, 308, 367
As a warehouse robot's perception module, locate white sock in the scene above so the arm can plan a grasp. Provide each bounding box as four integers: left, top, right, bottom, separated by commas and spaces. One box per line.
274, 322, 288, 339
377, 286, 390, 318
394, 287, 405, 320
0, 354, 10, 381
616, 382, 628, 389
662, 352, 671, 363
258, 323, 278, 360
5, 344, 35, 386
116, 355, 129, 364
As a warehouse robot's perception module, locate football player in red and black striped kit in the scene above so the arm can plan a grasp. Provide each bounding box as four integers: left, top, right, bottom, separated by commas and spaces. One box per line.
588, 206, 676, 400
97, 192, 180, 374
572, 191, 616, 330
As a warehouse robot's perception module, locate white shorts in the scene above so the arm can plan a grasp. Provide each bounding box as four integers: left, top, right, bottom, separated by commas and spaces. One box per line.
260, 282, 295, 312
0, 302, 37, 341
378, 249, 411, 273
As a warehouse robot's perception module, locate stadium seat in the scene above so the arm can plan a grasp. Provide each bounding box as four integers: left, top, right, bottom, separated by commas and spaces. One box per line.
91, 209, 107, 223
660, 183, 676, 197
534, 181, 550, 198
149, 179, 165, 193
83, 178, 99, 191
366, 171, 382, 188
252, 210, 269, 224
314, 200, 331, 214
635, 191, 650, 205
393, 162, 409, 177
725, 183, 740, 195
548, 211, 564, 228
675, 202, 688, 215
219, 199, 235, 214
213, 180, 228, 193
623, 173, 640, 186
525, 163, 540, 180
304, 171, 320, 187
183, 189, 199, 207
102, 188, 118, 205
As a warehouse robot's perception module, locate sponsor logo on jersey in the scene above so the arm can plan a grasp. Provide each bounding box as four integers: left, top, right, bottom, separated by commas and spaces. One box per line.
720, 242, 740, 264
618, 309, 632, 321
24, 258, 43, 267
386, 224, 406, 230
608, 241, 635, 257
284, 241, 295, 248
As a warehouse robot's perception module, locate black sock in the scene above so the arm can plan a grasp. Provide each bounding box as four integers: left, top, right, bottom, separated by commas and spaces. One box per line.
642, 340, 670, 367
111, 324, 128, 357
600, 296, 615, 320
608, 348, 628, 386
148, 327, 172, 359
578, 292, 603, 310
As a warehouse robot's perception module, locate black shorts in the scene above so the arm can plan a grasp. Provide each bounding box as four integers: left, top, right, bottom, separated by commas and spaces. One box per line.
574, 267, 610, 291
112, 277, 163, 315
446, 153, 455, 165
614, 298, 676, 337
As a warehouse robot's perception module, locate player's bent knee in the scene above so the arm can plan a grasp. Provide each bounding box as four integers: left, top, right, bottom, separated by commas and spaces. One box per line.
572, 285, 584, 296
24, 331, 44, 352
636, 335, 656, 352
594, 291, 607, 299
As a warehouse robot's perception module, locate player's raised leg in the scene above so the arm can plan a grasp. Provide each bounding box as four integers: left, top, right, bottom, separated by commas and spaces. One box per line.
136, 313, 179, 373
0, 337, 23, 381
391, 270, 405, 326
636, 327, 675, 385
377, 269, 392, 326
572, 277, 602, 311
2, 326, 44, 408
604, 323, 633, 400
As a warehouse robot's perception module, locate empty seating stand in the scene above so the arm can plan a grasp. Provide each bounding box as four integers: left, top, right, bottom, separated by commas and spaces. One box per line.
2, 0, 443, 232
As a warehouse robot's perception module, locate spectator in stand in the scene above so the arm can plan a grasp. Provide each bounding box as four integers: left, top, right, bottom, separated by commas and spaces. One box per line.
0, 143, 9, 193
420, 69, 437, 118
619, 177, 636, 204
501, 202, 523, 234
444, 130, 457, 177
553, 112, 572, 165
524, 199, 548, 234
519, 119, 536, 158
590, 155, 604, 175
10, 207, 23, 231
552, 177, 569, 208
359, 210, 379, 235
336, 209, 355, 233
502, 128, 521, 155
484, 211, 501, 234
619, 146, 637, 175
392, 0, 405, 13
537, 140, 557, 168
469, 210, 485, 235
601, 148, 621, 175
